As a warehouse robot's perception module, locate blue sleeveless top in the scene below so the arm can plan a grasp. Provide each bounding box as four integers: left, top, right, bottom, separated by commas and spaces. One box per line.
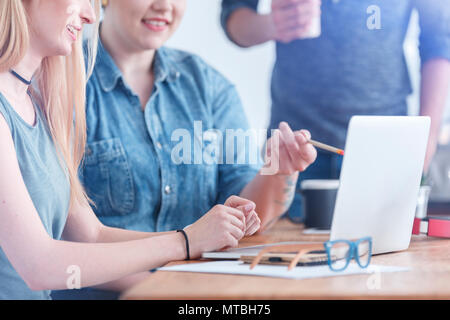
0, 92, 70, 300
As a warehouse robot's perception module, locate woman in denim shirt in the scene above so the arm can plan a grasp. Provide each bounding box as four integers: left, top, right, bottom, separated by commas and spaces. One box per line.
83, 1, 317, 238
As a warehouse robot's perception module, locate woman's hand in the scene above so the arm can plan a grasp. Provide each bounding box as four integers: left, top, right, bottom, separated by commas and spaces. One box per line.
224, 196, 261, 237
184, 196, 260, 259
264, 122, 317, 176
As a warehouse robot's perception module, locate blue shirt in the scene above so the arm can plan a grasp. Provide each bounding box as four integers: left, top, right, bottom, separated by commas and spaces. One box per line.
0, 92, 70, 300
83, 40, 260, 232
221, 0, 450, 149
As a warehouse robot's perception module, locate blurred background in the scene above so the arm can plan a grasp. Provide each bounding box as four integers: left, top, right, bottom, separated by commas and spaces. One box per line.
166, 0, 450, 204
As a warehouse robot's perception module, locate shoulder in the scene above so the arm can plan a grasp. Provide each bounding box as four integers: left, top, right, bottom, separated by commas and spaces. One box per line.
159, 47, 233, 86
158, 47, 211, 80
0, 93, 13, 133
0, 104, 9, 131
0, 101, 14, 150
84, 71, 104, 134
158, 46, 205, 68
159, 47, 237, 105
85, 75, 99, 110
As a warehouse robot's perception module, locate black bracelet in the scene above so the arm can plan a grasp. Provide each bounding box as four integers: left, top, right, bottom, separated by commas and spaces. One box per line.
177, 230, 190, 261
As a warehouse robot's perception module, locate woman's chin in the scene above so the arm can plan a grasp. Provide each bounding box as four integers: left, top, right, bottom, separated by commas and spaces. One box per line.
55, 44, 74, 57
139, 37, 167, 51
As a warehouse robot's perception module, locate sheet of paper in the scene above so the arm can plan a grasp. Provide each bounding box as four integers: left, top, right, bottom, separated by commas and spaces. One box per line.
159, 261, 410, 280
202, 241, 314, 260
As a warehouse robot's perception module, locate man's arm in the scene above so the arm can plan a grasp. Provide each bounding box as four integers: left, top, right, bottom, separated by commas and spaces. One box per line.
227, 7, 274, 47
223, 0, 321, 47
414, 0, 450, 172
419, 58, 450, 172
221, 0, 261, 47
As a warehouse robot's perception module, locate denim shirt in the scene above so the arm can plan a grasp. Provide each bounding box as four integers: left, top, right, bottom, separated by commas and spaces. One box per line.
221, 0, 450, 148
83, 40, 261, 232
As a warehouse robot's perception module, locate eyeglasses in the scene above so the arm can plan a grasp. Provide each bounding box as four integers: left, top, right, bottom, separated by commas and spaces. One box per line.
246, 237, 372, 272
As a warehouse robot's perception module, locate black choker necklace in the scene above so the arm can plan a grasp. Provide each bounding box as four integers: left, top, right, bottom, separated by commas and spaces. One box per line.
10, 70, 32, 86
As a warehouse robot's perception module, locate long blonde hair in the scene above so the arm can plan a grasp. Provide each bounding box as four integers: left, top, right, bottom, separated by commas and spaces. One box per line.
0, 0, 100, 208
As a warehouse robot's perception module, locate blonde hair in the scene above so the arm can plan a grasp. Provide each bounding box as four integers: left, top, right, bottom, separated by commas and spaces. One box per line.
0, 0, 100, 209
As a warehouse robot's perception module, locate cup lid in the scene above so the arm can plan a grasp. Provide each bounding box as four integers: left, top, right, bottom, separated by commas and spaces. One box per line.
301, 179, 340, 190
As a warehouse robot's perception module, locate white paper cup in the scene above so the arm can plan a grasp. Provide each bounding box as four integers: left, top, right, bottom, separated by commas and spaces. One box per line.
415, 186, 431, 219
300, 0, 321, 39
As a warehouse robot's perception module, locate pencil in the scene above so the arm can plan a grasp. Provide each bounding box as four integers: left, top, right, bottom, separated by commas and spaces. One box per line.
308, 139, 345, 156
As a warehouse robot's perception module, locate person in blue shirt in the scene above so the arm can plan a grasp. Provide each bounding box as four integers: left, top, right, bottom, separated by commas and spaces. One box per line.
82, 0, 317, 236
50, 0, 317, 299
221, 0, 450, 222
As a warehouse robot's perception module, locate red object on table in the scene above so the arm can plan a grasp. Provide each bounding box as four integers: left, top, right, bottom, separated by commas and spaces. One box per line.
412, 218, 421, 235
428, 218, 450, 238
413, 216, 450, 239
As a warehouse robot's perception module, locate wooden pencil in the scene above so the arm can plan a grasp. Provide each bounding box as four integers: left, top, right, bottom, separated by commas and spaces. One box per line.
308, 139, 345, 156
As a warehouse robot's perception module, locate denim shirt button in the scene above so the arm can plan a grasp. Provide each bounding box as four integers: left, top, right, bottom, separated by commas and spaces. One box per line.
164, 185, 172, 195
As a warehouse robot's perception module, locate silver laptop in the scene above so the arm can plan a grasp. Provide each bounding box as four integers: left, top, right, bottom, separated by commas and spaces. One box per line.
330, 116, 430, 254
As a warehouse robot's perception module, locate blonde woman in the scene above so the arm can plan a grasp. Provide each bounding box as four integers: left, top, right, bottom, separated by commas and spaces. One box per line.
0, 0, 258, 300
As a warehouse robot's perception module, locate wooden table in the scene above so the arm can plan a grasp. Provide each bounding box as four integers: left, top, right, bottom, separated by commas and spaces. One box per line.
121, 218, 450, 300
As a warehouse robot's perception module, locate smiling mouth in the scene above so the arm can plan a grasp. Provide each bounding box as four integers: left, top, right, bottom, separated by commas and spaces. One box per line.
146, 20, 167, 26
66, 24, 77, 41
142, 19, 170, 31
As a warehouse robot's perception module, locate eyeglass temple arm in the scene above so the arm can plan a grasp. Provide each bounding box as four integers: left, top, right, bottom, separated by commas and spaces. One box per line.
250, 244, 324, 270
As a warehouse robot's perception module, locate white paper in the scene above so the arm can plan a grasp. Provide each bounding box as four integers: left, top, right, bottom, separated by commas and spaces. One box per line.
159, 261, 410, 280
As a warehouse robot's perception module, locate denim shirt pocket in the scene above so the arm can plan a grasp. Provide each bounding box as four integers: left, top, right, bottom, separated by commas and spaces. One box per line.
82, 138, 135, 216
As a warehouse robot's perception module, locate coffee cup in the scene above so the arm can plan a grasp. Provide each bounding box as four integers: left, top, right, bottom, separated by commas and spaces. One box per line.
301, 0, 321, 39
267, 0, 322, 40
301, 180, 339, 230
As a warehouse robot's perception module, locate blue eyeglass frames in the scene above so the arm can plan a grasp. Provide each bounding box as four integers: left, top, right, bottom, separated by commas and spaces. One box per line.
324, 237, 373, 272
248, 237, 373, 272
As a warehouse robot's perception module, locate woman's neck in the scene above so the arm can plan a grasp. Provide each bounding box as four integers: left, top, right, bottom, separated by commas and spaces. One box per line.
100, 23, 156, 78
2, 49, 42, 97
